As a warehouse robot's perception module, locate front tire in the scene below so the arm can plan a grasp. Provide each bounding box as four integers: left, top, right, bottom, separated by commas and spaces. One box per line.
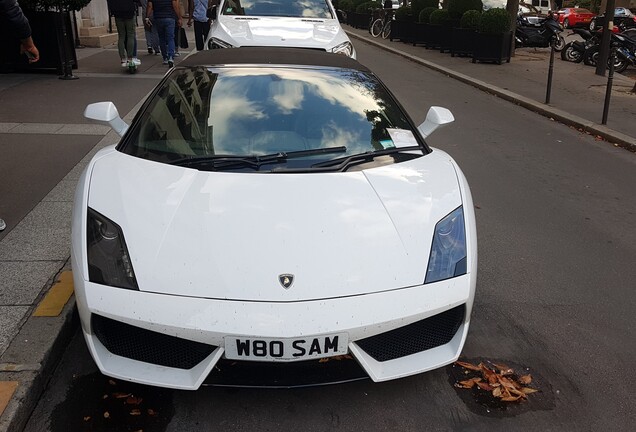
554, 35, 566, 51
561, 42, 583, 62
370, 18, 383, 37
381, 21, 391, 39
589, 18, 596, 31
563, 18, 569, 29
583, 45, 599, 66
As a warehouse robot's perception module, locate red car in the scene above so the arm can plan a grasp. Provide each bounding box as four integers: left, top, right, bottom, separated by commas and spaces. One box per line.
556, 8, 596, 29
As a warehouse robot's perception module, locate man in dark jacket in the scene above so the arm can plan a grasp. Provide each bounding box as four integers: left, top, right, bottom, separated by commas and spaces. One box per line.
107, 0, 140, 67
0, 0, 39, 63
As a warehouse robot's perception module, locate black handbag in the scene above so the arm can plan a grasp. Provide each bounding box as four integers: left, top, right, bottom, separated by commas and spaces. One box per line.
179, 27, 189, 49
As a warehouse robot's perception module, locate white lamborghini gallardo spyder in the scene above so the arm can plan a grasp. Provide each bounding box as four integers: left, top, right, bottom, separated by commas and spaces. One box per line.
72, 47, 477, 390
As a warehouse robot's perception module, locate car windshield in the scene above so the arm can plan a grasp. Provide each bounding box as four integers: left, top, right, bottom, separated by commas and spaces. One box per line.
221, 0, 333, 18
121, 66, 419, 171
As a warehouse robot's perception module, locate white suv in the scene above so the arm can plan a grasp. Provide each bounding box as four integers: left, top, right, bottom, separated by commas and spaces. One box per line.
204, 0, 356, 58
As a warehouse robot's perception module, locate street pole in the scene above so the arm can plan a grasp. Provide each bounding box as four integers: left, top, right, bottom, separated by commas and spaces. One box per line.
601, 47, 616, 125
595, 0, 616, 76
545, 37, 556, 104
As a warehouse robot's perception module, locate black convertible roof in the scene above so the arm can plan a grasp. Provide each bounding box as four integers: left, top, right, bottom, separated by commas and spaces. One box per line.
179, 47, 369, 72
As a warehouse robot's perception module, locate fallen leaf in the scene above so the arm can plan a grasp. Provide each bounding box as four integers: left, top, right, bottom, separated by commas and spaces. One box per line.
318, 358, 329, 363
455, 361, 481, 371
501, 396, 522, 402
492, 386, 502, 397
108, 380, 117, 386
522, 387, 539, 395
147, 409, 158, 416
103, 411, 110, 419
102, 394, 108, 400
492, 363, 514, 376
113, 392, 131, 399
476, 382, 493, 391
83, 416, 91, 422
519, 374, 532, 385
130, 409, 142, 416
126, 396, 143, 405
456, 377, 481, 389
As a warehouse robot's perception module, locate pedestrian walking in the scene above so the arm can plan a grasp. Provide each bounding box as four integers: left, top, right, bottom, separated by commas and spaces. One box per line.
140, 0, 160, 54
147, 0, 182, 67
108, 0, 140, 67
188, 0, 211, 51
1, 0, 40, 232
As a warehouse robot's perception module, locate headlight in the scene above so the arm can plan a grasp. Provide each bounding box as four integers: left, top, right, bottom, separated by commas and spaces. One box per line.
424, 206, 467, 284
87, 208, 138, 290
208, 37, 234, 49
331, 41, 354, 57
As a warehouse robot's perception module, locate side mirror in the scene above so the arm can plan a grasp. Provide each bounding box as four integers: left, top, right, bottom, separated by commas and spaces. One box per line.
84, 102, 129, 137
207, 5, 217, 19
417, 106, 454, 139
336, 9, 347, 22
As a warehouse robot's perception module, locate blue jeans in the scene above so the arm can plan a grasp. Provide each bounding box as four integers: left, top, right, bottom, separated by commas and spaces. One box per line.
155, 17, 176, 60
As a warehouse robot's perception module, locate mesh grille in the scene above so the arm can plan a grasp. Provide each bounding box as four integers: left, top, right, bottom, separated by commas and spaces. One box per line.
92, 314, 217, 370
356, 305, 465, 362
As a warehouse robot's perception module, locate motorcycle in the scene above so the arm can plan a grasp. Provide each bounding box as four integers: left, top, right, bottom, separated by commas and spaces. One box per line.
561, 28, 601, 63
515, 14, 566, 51
583, 32, 636, 73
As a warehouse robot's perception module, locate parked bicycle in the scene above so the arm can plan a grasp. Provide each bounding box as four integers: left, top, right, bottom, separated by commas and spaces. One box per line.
370, 7, 393, 39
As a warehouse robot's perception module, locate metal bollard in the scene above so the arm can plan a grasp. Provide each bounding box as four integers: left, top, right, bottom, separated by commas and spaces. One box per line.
58, 12, 79, 80
545, 36, 556, 104
601, 47, 616, 125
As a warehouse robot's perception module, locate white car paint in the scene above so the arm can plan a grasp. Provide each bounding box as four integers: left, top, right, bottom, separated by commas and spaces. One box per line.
204, 0, 356, 58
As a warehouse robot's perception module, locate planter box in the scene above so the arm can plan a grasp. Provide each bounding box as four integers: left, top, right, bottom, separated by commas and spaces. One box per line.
348, 12, 372, 30
438, 24, 453, 53
0, 10, 77, 74
411, 23, 431, 46
391, 20, 417, 43
450, 27, 476, 57
426, 24, 442, 49
472, 31, 512, 64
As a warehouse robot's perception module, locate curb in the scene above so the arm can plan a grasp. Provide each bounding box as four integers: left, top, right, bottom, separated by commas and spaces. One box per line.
0, 267, 77, 432
347, 30, 636, 152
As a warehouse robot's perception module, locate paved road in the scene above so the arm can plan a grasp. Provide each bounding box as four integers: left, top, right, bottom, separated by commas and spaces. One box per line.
24, 40, 636, 431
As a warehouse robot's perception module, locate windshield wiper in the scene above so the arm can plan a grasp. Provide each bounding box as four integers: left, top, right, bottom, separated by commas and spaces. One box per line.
168, 146, 347, 170
311, 146, 422, 170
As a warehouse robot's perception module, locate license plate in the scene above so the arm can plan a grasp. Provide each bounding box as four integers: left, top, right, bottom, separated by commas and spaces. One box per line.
224, 333, 348, 362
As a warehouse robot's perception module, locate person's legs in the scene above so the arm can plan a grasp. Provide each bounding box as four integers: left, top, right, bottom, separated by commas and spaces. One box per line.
115, 18, 127, 63
194, 20, 210, 51
155, 18, 169, 62
124, 19, 136, 61
166, 19, 176, 65
173, 23, 180, 56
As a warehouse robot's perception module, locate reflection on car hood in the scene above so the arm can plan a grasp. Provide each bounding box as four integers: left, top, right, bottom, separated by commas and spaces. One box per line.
216, 16, 342, 49
87, 150, 463, 302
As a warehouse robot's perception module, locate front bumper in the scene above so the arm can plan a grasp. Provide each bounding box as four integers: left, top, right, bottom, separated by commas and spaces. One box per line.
74, 270, 474, 390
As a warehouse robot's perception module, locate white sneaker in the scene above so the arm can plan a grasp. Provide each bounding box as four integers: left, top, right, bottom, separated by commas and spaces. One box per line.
132, 58, 141, 66
121, 60, 128, 67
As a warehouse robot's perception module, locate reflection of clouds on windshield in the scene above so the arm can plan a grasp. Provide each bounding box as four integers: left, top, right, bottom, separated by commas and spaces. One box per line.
321, 122, 362, 149
208, 79, 268, 146
298, 0, 327, 17
269, 81, 304, 114
217, 68, 381, 119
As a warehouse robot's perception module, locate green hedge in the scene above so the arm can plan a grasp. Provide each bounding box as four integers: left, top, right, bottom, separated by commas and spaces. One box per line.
447, 0, 483, 20
460, 9, 481, 29
478, 8, 510, 34
338, 0, 355, 12
419, 6, 437, 23
395, 6, 414, 22
355, 0, 381, 13
411, 0, 438, 23
429, 9, 450, 25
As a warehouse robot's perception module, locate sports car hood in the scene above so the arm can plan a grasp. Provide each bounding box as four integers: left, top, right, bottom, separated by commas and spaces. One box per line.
87, 150, 463, 302
214, 16, 343, 49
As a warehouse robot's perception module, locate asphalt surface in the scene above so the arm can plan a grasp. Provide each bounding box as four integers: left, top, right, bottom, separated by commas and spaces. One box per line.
21, 39, 636, 432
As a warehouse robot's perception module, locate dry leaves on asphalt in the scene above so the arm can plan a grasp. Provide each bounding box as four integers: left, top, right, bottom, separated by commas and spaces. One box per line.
318, 354, 354, 363
454, 360, 539, 403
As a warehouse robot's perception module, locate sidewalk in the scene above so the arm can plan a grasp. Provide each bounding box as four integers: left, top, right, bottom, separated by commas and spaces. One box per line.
1, 25, 635, 432
345, 25, 636, 149
0, 26, 197, 432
